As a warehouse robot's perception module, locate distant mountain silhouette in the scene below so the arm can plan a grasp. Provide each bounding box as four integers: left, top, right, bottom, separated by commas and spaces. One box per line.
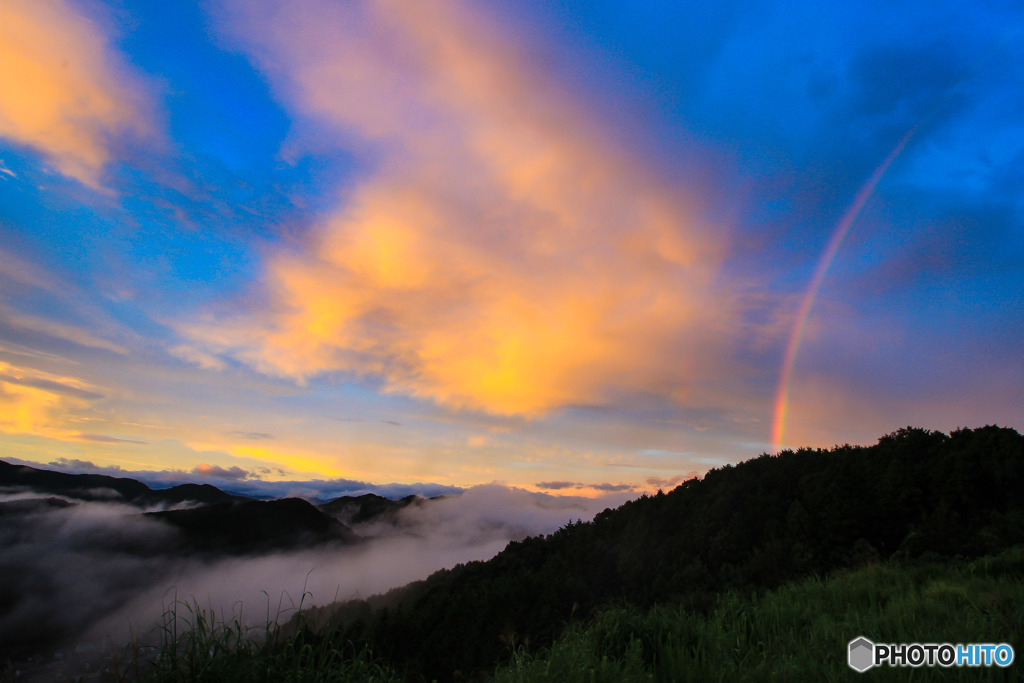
0, 496, 74, 516
319, 492, 420, 525
0, 460, 401, 555
0, 459, 243, 507
147, 498, 361, 555
145, 482, 244, 507
1, 459, 152, 502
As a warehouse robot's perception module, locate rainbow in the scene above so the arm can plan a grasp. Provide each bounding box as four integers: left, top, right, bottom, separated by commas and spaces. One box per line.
771, 129, 916, 454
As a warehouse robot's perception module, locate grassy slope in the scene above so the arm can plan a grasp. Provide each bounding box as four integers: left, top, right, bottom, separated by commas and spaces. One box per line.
492, 547, 1024, 682
132, 546, 1024, 681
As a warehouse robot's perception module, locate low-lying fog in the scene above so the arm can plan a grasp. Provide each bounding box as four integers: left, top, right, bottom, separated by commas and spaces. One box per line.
0, 485, 633, 663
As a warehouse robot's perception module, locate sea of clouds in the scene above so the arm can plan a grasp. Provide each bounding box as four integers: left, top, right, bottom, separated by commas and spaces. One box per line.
0, 483, 634, 671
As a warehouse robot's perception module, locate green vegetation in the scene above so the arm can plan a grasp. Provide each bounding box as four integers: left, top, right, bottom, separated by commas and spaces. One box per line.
493, 547, 1024, 682
124, 547, 1023, 681
123, 593, 400, 683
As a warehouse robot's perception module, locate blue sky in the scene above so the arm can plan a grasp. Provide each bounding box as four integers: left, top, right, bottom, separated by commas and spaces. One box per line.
1, 0, 1021, 496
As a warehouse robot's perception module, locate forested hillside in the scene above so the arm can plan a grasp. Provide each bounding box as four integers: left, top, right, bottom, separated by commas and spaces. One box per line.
319, 426, 1023, 680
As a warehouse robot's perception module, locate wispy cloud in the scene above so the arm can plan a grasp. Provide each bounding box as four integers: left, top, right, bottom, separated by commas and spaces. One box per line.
645, 473, 699, 488
0, 361, 103, 439
0, 249, 132, 359
226, 431, 275, 441
0, 0, 155, 188
536, 481, 577, 490
185, 0, 736, 417
76, 433, 147, 445
169, 345, 226, 371
0, 370, 103, 401
0, 305, 129, 355
591, 483, 636, 492
535, 480, 637, 493
192, 463, 250, 481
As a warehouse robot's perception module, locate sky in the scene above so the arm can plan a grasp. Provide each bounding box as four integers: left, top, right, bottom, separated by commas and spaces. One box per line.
1, 0, 1021, 498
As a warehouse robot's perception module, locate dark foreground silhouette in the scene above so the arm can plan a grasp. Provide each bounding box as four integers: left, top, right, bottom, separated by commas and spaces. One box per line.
316, 425, 1023, 680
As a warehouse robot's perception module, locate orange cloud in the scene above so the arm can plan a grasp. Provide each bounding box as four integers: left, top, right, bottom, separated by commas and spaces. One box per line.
191, 0, 734, 416
0, 0, 152, 187
0, 361, 101, 438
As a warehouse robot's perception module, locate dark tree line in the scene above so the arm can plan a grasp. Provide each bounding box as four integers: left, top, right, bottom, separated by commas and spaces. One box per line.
317, 425, 1024, 680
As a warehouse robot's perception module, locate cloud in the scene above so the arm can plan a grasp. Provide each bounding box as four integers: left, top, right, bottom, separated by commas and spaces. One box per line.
185, 0, 735, 417
0, 251, 132, 357
192, 463, 251, 481
169, 344, 227, 371
1, 481, 635, 671
0, 498, 182, 663
535, 480, 637, 493
332, 418, 401, 427
45, 457, 121, 473
0, 247, 63, 295
0, 304, 129, 355
227, 431, 276, 441
645, 473, 699, 489
0, 371, 103, 401
75, 433, 147, 445
0, 361, 103, 439
536, 481, 578, 490
339, 484, 635, 550
590, 483, 636, 493
0, 0, 154, 188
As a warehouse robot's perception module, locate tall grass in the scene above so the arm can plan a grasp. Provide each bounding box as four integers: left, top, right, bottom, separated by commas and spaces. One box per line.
115, 548, 1023, 681
119, 586, 400, 683
493, 547, 1024, 682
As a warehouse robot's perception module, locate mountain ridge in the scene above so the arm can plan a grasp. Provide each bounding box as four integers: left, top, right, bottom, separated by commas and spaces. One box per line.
0, 459, 245, 507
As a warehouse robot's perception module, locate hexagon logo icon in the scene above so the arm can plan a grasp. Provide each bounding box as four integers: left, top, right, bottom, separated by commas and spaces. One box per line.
848, 636, 875, 672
